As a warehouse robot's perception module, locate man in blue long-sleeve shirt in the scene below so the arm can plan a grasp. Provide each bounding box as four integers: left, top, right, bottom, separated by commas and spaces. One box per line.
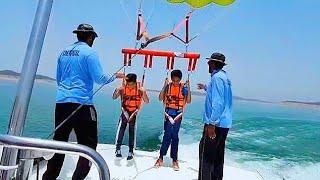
43, 24, 124, 180
197, 53, 233, 180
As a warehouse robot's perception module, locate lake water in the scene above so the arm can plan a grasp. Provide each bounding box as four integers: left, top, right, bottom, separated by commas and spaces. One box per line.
0, 80, 319, 180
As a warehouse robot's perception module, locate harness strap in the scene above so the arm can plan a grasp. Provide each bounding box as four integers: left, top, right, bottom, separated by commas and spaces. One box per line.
166, 57, 175, 70
171, 10, 195, 45
136, 13, 146, 41
164, 112, 183, 121
186, 15, 189, 44
141, 33, 171, 48
121, 108, 139, 123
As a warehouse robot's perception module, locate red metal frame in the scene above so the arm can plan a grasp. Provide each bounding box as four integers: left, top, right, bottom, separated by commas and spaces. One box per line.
122, 48, 200, 71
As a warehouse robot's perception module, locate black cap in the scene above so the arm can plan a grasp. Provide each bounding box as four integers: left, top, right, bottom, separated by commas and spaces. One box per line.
206, 53, 227, 65
125, 73, 137, 83
73, 24, 98, 37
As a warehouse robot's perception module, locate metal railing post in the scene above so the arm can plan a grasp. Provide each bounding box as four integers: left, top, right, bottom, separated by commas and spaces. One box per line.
0, 0, 53, 179
0, 134, 110, 180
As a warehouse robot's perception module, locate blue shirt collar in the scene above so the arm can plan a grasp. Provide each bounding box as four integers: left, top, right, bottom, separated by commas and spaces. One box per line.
74, 41, 88, 46
211, 69, 221, 77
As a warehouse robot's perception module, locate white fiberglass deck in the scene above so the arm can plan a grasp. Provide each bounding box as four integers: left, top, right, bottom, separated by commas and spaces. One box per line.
30, 144, 263, 180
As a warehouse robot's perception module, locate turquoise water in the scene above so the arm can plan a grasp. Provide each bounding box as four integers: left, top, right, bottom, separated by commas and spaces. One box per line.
1, 80, 319, 179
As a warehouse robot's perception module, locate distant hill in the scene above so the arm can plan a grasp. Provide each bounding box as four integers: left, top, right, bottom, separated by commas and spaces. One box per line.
0, 70, 55, 81
233, 96, 272, 103
282, 101, 320, 106
147, 89, 271, 103
0, 70, 20, 76
2, 70, 317, 107
181, 91, 272, 103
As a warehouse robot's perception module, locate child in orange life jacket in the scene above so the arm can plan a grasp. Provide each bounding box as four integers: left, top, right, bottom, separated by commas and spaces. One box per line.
112, 73, 149, 160
154, 69, 191, 171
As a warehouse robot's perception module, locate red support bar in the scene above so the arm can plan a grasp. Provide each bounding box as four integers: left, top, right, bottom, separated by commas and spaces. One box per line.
122, 48, 200, 59
192, 58, 198, 71
143, 55, 153, 68
149, 55, 153, 68
188, 58, 193, 72
123, 53, 132, 66
122, 48, 200, 71
166, 57, 175, 70
123, 53, 127, 66
166, 57, 170, 70
128, 54, 132, 66
170, 57, 175, 70
144, 55, 148, 68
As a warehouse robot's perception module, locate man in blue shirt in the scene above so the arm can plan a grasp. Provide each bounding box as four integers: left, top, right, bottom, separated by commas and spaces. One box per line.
43, 24, 124, 180
197, 53, 233, 180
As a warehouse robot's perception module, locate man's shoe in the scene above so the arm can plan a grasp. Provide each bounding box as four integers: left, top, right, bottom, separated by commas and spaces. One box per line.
115, 150, 122, 158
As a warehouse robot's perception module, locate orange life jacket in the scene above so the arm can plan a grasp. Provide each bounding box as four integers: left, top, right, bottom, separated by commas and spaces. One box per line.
165, 82, 186, 110
122, 83, 142, 112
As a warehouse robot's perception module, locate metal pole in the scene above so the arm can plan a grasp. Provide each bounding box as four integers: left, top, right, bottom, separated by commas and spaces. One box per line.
0, 0, 53, 179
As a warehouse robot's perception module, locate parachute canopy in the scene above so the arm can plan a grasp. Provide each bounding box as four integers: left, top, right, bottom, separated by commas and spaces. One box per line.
167, 0, 235, 8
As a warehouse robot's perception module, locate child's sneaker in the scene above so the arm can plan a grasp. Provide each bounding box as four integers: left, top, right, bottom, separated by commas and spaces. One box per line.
154, 158, 164, 168
127, 152, 134, 160
115, 150, 122, 158
172, 160, 180, 171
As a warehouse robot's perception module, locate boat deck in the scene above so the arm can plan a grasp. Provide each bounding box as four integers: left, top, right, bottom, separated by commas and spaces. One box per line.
29, 144, 263, 180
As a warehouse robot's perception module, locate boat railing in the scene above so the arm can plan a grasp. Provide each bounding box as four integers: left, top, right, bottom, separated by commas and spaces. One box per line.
0, 134, 110, 180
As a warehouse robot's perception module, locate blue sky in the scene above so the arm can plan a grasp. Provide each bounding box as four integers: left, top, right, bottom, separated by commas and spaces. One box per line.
0, 0, 319, 102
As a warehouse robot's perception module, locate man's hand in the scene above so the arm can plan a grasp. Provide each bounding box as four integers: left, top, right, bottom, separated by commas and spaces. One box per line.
205, 124, 216, 139
197, 83, 206, 90
116, 87, 123, 93
115, 72, 125, 79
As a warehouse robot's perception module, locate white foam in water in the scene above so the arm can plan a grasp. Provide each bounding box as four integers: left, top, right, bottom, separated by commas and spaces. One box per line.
177, 127, 320, 180
177, 143, 320, 180
224, 147, 320, 180
282, 163, 320, 180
